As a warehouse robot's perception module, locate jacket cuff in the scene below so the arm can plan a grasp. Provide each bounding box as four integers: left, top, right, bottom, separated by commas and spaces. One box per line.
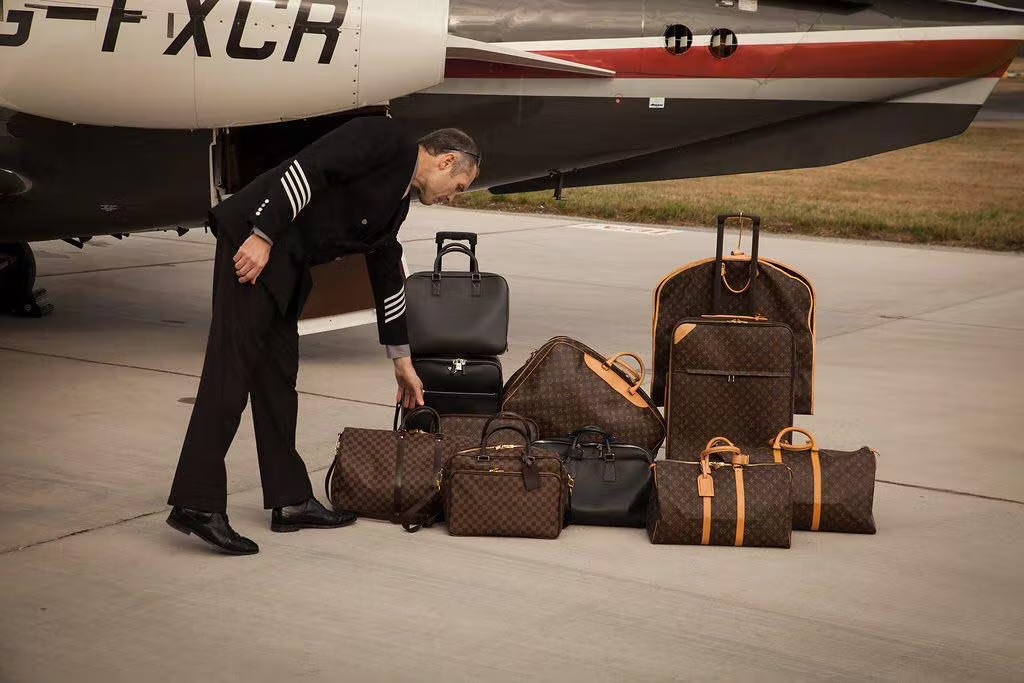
251, 227, 274, 246
385, 344, 411, 360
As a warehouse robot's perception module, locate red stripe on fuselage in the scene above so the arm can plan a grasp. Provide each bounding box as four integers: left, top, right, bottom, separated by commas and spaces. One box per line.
444, 40, 1020, 80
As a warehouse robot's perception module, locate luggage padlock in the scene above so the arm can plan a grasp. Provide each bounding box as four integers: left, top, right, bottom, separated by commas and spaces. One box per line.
449, 358, 467, 375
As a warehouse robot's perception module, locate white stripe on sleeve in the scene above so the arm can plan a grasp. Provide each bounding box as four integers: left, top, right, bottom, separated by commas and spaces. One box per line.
286, 166, 308, 209
292, 161, 312, 205
384, 294, 405, 314
279, 177, 298, 219
384, 302, 406, 324
384, 286, 405, 305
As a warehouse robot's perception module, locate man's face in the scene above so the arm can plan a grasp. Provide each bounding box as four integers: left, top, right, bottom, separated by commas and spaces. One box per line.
418, 153, 478, 206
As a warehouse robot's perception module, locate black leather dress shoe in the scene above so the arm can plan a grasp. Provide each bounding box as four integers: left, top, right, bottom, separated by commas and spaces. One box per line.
271, 497, 357, 532
166, 507, 259, 555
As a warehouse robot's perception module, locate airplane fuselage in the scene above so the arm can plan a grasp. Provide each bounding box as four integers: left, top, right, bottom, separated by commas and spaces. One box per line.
1, 0, 1023, 243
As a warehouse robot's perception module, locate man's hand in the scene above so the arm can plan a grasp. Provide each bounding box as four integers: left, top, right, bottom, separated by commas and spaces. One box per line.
234, 233, 271, 284
394, 357, 425, 410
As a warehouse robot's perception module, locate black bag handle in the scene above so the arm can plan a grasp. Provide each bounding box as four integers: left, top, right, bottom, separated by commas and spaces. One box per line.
435, 231, 478, 255
712, 213, 760, 313
393, 403, 442, 434
432, 243, 480, 275
570, 426, 613, 454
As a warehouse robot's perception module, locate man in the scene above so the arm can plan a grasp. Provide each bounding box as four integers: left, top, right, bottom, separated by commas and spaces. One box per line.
166, 117, 481, 555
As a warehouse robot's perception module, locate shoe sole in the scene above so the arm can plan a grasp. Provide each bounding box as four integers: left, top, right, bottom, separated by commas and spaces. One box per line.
165, 517, 259, 555
270, 517, 357, 533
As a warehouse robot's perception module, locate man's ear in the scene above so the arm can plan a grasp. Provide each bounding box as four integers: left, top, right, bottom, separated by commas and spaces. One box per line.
440, 153, 455, 171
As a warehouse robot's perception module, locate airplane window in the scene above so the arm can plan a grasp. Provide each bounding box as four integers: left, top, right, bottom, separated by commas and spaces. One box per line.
663, 24, 693, 56
709, 29, 738, 59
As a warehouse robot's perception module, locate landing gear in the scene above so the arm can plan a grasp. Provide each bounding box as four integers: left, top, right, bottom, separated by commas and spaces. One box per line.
0, 243, 52, 318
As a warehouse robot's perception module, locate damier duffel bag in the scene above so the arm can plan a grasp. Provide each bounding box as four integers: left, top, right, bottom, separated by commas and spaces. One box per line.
327, 407, 445, 523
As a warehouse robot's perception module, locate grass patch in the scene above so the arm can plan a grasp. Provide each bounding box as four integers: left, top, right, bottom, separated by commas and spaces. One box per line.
454, 126, 1024, 251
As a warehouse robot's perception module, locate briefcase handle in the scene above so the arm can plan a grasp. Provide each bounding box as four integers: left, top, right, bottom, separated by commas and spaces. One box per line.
569, 426, 614, 455
481, 425, 534, 460
435, 231, 478, 255
480, 412, 534, 442
712, 213, 761, 313
433, 243, 481, 275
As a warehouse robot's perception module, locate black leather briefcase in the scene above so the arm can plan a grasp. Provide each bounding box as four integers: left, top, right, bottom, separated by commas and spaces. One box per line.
405, 240, 510, 356
534, 427, 655, 528
404, 356, 503, 430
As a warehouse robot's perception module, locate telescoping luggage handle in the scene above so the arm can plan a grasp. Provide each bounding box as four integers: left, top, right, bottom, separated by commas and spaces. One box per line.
712, 213, 761, 313
435, 231, 478, 255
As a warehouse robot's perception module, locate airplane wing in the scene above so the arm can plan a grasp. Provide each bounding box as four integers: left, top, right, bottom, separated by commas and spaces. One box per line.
445, 35, 616, 78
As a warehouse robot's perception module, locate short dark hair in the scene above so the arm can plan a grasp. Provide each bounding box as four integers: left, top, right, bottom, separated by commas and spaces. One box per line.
418, 128, 481, 174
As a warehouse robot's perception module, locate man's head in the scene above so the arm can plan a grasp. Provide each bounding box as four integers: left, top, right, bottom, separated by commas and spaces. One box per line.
412, 128, 481, 206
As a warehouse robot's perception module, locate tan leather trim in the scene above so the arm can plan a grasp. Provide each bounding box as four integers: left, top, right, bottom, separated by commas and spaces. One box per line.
701, 495, 712, 545
734, 467, 745, 547
772, 427, 818, 452
584, 354, 648, 408
772, 447, 783, 464
811, 448, 822, 531
606, 352, 645, 388
652, 256, 717, 372
673, 323, 697, 344
720, 262, 753, 294
697, 473, 715, 498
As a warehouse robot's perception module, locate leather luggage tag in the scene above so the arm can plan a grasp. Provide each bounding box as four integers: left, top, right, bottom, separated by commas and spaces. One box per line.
522, 462, 541, 491
697, 473, 715, 498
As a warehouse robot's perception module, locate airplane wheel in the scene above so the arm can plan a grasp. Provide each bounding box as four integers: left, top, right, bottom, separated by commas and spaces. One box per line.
0, 242, 52, 317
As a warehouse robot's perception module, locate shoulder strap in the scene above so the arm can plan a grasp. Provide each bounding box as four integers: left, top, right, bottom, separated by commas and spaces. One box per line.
400, 488, 441, 533
324, 459, 336, 503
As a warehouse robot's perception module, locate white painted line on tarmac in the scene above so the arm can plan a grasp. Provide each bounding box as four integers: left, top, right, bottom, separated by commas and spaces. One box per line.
569, 223, 676, 235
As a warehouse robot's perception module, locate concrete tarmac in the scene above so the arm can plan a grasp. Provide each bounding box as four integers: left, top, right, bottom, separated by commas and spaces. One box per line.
1, 206, 1022, 682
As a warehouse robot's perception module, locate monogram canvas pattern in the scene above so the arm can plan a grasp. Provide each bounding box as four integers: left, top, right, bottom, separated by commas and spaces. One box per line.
666, 322, 794, 458
447, 471, 563, 538
502, 337, 665, 452
646, 461, 792, 548
653, 258, 815, 414
330, 428, 443, 521
747, 446, 878, 533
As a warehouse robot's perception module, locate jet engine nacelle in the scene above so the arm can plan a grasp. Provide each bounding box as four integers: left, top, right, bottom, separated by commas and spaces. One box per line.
0, 0, 449, 128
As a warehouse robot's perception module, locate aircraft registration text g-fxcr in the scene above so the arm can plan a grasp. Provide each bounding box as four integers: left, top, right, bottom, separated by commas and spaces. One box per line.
0, 0, 450, 128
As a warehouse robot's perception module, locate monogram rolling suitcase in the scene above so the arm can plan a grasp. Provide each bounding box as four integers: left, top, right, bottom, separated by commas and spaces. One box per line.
665, 316, 794, 459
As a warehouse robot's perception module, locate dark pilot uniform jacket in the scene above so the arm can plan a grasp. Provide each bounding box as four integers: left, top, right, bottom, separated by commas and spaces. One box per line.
208, 116, 416, 346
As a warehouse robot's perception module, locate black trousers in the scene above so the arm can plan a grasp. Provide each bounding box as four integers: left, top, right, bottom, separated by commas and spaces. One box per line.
167, 236, 314, 513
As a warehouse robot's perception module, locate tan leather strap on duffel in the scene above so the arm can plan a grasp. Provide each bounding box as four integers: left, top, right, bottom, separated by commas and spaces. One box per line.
734, 467, 745, 547
772, 427, 822, 531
